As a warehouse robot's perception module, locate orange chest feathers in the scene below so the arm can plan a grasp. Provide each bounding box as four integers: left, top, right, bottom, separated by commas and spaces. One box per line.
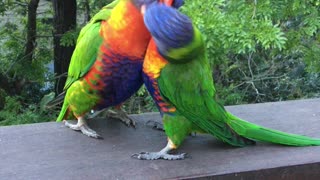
100, 0, 151, 58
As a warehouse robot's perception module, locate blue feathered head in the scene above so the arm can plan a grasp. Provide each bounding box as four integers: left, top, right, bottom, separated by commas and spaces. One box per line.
132, 0, 157, 8
132, 0, 184, 9
144, 4, 193, 51
172, 0, 184, 9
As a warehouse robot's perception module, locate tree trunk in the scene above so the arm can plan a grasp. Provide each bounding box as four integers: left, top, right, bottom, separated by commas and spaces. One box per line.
213, 64, 221, 84
84, 0, 91, 22
52, 0, 77, 94
25, 0, 40, 62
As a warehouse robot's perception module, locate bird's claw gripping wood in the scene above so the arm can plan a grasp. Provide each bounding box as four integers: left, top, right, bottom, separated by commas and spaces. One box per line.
132, 139, 188, 160
105, 109, 137, 128
132, 152, 187, 160
63, 118, 102, 139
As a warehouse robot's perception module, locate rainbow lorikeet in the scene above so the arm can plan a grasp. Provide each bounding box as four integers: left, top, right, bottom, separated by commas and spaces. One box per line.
132, 4, 320, 160
48, 0, 183, 138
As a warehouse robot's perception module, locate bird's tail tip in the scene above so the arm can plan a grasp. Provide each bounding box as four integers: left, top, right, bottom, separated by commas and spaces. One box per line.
227, 112, 320, 146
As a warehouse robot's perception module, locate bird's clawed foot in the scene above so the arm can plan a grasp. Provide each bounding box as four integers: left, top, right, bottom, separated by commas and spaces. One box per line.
105, 109, 136, 128
63, 119, 102, 139
132, 151, 187, 160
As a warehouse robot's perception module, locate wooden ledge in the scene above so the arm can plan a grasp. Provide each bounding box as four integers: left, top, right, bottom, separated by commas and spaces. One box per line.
1, 98, 320, 180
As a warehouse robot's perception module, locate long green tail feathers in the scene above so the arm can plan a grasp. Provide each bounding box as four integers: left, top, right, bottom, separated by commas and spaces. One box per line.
56, 100, 69, 122
227, 112, 320, 146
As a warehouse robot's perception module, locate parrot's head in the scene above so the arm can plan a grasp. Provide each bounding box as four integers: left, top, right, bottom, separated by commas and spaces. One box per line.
143, 4, 193, 50
169, 0, 185, 9
133, 0, 184, 10
132, 0, 157, 9
159, 0, 184, 8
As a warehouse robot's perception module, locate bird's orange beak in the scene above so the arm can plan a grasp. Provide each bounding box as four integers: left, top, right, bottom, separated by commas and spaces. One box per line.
162, 0, 174, 6
142, 0, 173, 14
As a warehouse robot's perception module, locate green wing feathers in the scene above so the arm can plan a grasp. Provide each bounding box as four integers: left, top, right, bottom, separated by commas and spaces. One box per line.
64, 23, 103, 89
158, 35, 254, 146
47, 1, 118, 108
64, 1, 119, 90
159, 65, 255, 146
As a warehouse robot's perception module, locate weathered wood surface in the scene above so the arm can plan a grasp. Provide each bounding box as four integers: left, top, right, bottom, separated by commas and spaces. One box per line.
1, 99, 320, 180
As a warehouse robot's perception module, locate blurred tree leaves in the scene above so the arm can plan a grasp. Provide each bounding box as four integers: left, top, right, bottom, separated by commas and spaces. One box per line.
181, 0, 320, 104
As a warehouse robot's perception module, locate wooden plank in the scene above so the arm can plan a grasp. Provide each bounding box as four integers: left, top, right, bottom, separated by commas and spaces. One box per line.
1, 98, 320, 180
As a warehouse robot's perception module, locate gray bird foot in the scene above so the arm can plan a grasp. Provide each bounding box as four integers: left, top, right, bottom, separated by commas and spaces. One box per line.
63, 120, 102, 139
145, 120, 164, 131
132, 152, 187, 160
105, 109, 136, 128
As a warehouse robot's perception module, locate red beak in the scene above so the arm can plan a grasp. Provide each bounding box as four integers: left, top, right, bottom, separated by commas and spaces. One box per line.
163, 0, 174, 6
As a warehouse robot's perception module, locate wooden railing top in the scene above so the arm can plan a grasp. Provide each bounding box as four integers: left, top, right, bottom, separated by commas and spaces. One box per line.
1, 98, 320, 180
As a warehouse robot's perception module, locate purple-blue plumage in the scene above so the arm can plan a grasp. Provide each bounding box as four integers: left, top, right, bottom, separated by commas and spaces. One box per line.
133, 0, 157, 8
143, 72, 176, 116
133, 0, 184, 8
96, 53, 143, 109
144, 4, 193, 52
142, 72, 159, 108
173, 0, 184, 9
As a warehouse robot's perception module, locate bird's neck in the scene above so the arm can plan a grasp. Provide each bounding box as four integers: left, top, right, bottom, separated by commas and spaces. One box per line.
143, 39, 169, 79
101, 0, 151, 58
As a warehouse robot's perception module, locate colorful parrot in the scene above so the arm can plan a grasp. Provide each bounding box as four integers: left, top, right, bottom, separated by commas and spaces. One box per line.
47, 0, 183, 138
132, 4, 320, 160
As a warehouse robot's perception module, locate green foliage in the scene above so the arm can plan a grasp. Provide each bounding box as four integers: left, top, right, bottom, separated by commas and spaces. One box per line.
0, 1, 53, 85
180, 0, 320, 105
0, 96, 57, 126
60, 29, 79, 47
82, 0, 114, 16
0, 89, 6, 109
122, 87, 158, 114
39, 92, 55, 112
0, 0, 56, 126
